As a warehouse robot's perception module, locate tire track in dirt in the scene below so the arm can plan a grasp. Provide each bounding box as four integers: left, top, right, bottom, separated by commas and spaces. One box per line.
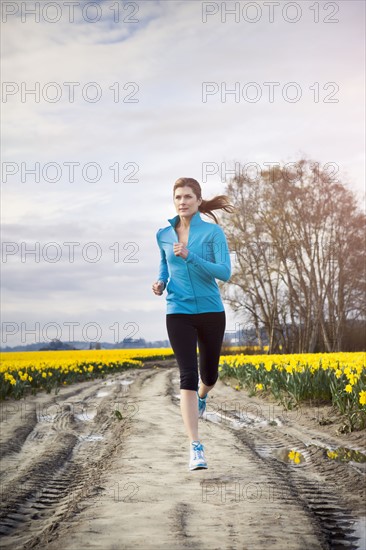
193, 375, 365, 550
1, 363, 364, 550
0, 370, 140, 549
41, 366, 325, 550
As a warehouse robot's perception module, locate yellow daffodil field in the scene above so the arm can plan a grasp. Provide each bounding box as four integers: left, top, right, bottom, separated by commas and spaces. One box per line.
1, 348, 365, 430
218, 351, 366, 430
0, 348, 174, 400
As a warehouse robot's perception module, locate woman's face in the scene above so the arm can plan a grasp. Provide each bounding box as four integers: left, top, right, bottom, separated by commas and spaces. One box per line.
174, 186, 201, 218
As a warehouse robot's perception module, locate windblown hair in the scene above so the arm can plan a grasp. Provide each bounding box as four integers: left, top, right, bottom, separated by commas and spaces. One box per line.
173, 177, 236, 224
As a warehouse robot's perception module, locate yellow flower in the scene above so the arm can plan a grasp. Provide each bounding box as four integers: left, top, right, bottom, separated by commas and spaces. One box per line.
335, 369, 342, 378
347, 373, 358, 385
255, 383, 263, 390
4, 373, 17, 386
327, 450, 338, 460
359, 390, 366, 406
288, 449, 301, 464
345, 384, 353, 393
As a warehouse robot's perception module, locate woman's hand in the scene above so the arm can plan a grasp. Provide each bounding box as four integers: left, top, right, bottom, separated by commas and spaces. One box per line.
152, 280, 165, 295
173, 243, 189, 259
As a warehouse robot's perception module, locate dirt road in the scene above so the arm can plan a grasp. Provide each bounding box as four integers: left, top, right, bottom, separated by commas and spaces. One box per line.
1, 360, 365, 549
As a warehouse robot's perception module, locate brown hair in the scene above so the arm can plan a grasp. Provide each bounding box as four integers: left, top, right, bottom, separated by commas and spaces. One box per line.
173, 177, 235, 224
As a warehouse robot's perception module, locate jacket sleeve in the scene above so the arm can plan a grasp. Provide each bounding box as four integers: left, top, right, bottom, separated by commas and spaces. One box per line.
156, 230, 169, 289
185, 226, 231, 282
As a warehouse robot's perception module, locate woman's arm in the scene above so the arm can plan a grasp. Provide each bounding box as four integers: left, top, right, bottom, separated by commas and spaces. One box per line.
184, 227, 231, 282
156, 231, 169, 288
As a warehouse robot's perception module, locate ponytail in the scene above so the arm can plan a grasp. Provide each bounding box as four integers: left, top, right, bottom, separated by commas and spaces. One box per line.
173, 177, 236, 224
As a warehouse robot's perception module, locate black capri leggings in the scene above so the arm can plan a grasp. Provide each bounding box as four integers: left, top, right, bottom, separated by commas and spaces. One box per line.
166, 311, 226, 391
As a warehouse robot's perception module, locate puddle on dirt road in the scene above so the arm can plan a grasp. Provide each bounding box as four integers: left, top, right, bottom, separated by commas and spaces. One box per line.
36, 413, 57, 423
74, 410, 97, 422
104, 379, 134, 387
254, 444, 307, 465
318, 509, 365, 550
204, 408, 366, 470
204, 410, 250, 429
96, 379, 134, 397
233, 410, 283, 427
96, 390, 110, 398
173, 396, 280, 428
204, 410, 282, 429
352, 517, 366, 550
326, 447, 366, 465
77, 434, 104, 442
253, 441, 366, 472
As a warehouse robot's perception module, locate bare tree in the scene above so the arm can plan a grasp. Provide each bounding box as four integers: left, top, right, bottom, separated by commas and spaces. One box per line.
220, 158, 366, 353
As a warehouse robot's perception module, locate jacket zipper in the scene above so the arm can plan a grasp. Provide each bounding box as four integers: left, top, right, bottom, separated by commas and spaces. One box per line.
174, 225, 198, 313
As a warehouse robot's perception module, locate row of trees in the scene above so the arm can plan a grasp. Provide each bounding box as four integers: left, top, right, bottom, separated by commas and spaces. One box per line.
220, 158, 365, 353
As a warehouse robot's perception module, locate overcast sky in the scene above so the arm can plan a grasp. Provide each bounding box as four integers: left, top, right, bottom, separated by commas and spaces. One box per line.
1, 0, 365, 348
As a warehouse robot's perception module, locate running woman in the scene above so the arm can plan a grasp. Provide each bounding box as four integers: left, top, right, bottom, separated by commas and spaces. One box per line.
152, 177, 235, 471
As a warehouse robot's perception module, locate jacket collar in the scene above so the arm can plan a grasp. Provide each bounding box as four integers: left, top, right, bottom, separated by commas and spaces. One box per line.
168, 209, 204, 229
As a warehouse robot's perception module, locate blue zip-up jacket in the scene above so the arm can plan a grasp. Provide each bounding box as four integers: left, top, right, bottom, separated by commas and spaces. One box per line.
156, 210, 231, 314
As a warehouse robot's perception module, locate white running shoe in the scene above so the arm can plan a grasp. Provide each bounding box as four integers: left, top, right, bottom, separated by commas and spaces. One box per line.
189, 440, 208, 470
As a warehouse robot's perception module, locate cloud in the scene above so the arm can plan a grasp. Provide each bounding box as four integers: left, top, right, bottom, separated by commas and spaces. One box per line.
1, 0, 364, 345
